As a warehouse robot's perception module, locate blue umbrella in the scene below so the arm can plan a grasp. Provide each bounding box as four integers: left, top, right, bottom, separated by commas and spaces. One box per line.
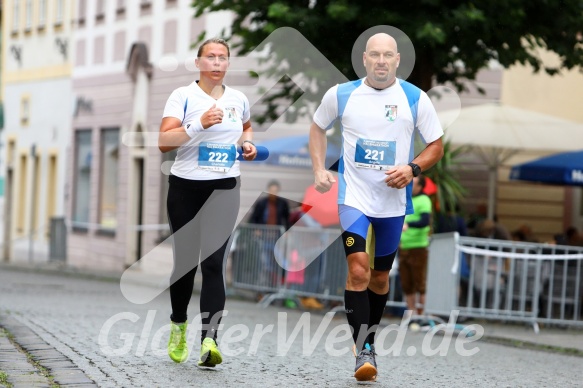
509, 150, 583, 186
256, 134, 341, 170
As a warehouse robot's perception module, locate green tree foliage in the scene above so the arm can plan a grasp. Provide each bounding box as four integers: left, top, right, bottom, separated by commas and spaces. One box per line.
193, 0, 583, 94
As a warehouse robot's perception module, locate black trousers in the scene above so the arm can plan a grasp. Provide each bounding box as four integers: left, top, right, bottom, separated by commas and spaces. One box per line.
167, 174, 240, 341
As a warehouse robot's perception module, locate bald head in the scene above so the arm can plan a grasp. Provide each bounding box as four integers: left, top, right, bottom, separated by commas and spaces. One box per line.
365, 33, 398, 54
363, 33, 400, 88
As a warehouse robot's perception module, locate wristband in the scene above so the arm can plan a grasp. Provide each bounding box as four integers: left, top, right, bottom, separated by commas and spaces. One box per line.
184, 119, 204, 138
242, 140, 255, 147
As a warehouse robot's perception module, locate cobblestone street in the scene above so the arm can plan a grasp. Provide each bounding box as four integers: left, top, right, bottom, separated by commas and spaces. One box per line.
0, 267, 581, 387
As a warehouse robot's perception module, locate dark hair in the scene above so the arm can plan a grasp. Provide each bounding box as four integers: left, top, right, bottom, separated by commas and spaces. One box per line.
566, 226, 579, 238
512, 230, 527, 241
416, 175, 426, 189
197, 38, 230, 58
267, 180, 281, 189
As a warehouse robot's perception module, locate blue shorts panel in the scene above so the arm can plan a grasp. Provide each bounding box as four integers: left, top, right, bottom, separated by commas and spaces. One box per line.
338, 205, 405, 257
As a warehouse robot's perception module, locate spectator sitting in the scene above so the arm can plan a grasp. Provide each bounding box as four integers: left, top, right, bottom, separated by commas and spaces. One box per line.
511, 224, 538, 243
466, 201, 488, 235
474, 219, 511, 240
435, 203, 468, 236
554, 226, 582, 246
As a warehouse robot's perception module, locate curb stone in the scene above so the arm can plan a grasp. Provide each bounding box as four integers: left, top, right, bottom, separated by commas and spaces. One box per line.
0, 314, 98, 387
480, 334, 583, 357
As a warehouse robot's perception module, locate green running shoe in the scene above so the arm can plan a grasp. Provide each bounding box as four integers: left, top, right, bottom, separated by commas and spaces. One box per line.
168, 321, 188, 363
198, 337, 222, 367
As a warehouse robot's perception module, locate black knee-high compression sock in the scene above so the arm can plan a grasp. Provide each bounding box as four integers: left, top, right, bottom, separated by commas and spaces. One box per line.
366, 288, 389, 346
344, 290, 370, 351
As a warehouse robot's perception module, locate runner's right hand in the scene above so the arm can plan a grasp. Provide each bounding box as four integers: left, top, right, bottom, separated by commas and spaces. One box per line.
200, 103, 224, 129
314, 169, 336, 193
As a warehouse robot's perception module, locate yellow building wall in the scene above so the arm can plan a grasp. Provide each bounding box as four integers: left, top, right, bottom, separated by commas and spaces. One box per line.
3, 0, 74, 84
501, 50, 583, 122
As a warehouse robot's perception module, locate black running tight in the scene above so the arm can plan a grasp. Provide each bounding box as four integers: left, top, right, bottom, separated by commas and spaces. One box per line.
167, 175, 239, 341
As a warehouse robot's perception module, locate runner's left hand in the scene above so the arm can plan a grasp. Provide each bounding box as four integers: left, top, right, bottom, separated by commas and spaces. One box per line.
242, 142, 257, 161
384, 165, 414, 189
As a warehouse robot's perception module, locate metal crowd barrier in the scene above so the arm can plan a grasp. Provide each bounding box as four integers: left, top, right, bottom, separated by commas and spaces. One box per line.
425, 233, 583, 331
232, 226, 583, 329
231, 223, 406, 310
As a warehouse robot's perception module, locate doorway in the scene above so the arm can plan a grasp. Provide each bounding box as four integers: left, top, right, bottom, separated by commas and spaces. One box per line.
3, 167, 13, 261
135, 157, 144, 262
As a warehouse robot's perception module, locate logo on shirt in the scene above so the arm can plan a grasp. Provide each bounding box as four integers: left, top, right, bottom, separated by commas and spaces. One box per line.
225, 107, 238, 122
385, 105, 397, 121
346, 237, 355, 247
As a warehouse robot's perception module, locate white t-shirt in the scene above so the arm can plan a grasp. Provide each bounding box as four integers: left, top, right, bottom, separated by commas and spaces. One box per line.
162, 81, 251, 180
313, 78, 443, 217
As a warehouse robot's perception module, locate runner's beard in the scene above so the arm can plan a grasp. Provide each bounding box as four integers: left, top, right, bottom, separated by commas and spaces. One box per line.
372, 71, 389, 83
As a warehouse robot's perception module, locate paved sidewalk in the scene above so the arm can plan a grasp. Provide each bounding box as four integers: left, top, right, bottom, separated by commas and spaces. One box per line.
0, 315, 97, 387
0, 325, 53, 388
480, 320, 583, 353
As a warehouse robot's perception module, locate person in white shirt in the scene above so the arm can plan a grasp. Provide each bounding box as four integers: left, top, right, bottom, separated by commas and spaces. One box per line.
309, 33, 444, 382
158, 38, 257, 367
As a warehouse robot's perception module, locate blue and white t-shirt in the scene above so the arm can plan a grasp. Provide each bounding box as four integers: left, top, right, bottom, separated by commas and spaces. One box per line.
162, 81, 250, 180
313, 78, 443, 217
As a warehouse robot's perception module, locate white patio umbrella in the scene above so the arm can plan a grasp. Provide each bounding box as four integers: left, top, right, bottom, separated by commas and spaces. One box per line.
438, 102, 583, 220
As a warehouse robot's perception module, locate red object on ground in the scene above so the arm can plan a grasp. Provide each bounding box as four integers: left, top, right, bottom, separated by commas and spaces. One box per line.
301, 183, 340, 227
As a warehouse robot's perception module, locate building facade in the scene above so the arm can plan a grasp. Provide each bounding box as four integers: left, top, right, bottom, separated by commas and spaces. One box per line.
67, 0, 236, 271
2, 0, 73, 262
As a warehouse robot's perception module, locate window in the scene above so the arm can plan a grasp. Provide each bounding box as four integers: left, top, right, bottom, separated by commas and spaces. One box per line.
76, 39, 86, 66
55, 0, 64, 26
25, 0, 33, 31
32, 152, 41, 234
140, 0, 152, 15
38, 0, 47, 29
12, 0, 20, 33
7, 139, 17, 167
113, 30, 126, 61
163, 20, 177, 54
94, 36, 105, 64
99, 128, 120, 231
117, 0, 125, 13
96, 0, 105, 22
78, 0, 86, 26
21, 96, 30, 126
17, 154, 28, 235
46, 154, 57, 236
73, 130, 92, 230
